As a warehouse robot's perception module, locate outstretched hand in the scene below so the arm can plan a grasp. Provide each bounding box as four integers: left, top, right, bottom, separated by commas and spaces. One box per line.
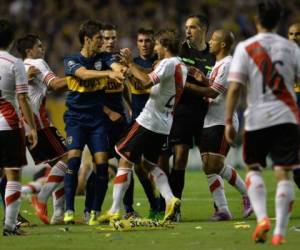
120, 48, 133, 65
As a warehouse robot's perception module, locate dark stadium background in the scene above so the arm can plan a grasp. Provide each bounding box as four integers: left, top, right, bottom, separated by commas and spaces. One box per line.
1, 0, 299, 170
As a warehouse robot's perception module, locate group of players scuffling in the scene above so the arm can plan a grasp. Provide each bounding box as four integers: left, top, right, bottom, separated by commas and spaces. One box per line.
1, 0, 300, 245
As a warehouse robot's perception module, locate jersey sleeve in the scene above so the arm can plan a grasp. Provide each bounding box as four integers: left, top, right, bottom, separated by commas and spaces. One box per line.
228, 42, 249, 85
103, 53, 118, 68
34, 59, 56, 86
64, 56, 82, 76
148, 59, 173, 85
211, 61, 230, 94
14, 59, 28, 94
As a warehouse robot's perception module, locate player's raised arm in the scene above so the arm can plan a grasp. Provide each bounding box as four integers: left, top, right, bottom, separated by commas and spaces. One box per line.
121, 48, 153, 87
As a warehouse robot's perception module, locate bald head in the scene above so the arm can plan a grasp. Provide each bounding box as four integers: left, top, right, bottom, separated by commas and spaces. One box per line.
216, 29, 235, 51
209, 29, 235, 56
288, 23, 300, 46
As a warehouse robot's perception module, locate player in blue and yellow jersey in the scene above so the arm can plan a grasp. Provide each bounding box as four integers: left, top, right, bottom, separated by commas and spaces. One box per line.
84, 23, 132, 225
288, 22, 300, 190
124, 28, 165, 219
63, 20, 125, 224
129, 28, 157, 121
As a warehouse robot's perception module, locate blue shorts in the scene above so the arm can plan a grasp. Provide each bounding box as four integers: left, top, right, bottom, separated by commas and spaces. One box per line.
64, 110, 109, 154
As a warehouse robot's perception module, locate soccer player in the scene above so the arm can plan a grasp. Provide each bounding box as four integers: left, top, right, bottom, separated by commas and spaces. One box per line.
98, 29, 187, 223
288, 23, 300, 194
125, 27, 164, 219
288, 23, 300, 47
186, 29, 252, 220
85, 23, 133, 225
16, 34, 68, 225
168, 14, 215, 220
225, 0, 300, 245
63, 19, 124, 224
0, 19, 38, 235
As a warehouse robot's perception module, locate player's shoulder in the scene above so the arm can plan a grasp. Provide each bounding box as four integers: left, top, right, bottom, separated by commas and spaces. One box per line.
24, 58, 49, 68
0, 51, 21, 65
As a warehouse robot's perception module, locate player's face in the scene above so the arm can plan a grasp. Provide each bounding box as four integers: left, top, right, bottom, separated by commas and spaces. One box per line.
137, 34, 154, 58
30, 39, 45, 59
102, 30, 117, 53
90, 32, 103, 54
209, 32, 222, 55
185, 17, 205, 45
288, 25, 300, 47
154, 40, 164, 60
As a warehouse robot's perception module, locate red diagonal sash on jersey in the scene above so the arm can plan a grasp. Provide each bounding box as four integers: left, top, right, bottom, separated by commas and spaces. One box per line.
246, 41, 300, 123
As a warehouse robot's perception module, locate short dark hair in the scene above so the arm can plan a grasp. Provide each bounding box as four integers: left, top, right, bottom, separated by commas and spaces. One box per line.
155, 29, 180, 55
16, 34, 40, 59
137, 27, 154, 37
78, 19, 102, 45
187, 14, 209, 31
102, 23, 116, 31
0, 19, 15, 49
257, 0, 282, 30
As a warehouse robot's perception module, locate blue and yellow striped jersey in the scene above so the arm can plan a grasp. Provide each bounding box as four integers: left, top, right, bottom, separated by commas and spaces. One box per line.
64, 52, 114, 110
129, 56, 156, 120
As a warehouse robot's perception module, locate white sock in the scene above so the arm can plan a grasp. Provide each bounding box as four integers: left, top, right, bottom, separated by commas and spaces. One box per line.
273, 180, 294, 237
5, 181, 21, 230
52, 182, 65, 217
150, 166, 173, 203
245, 171, 267, 222
21, 181, 42, 195
220, 165, 247, 196
110, 168, 132, 214
38, 161, 67, 204
207, 174, 229, 213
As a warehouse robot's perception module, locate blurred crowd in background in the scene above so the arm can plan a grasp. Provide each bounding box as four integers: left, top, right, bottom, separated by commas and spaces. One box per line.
1, 0, 299, 76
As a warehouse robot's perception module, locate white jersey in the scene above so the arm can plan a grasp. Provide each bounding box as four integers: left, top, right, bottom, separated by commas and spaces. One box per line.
136, 57, 187, 134
24, 58, 56, 129
228, 32, 300, 131
0, 51, 28, 131
204, 55, 239, 130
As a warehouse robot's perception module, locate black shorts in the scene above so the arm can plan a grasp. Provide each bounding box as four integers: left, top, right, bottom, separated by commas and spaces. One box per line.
115, 122, 166, 165
200, 125, 230, 156
27, 127, 67, 164
243, 123, 300, 168
170, 103, 208, 147
0, 129, 27, 168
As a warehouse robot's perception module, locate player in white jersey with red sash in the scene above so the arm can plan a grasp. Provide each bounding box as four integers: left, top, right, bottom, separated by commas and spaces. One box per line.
98, 29, 187, 223
187, 29, 252, 221
16, 34, 68, 225
0, 20, 37, 236
225, 0, 300, 245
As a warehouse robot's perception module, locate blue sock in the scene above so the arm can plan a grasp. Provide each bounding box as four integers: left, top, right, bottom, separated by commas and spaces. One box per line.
92, 163, 108, 212
123, 174, 134, 213
64, 157, 81, 211
84, 172, 95, 213
136, 171, 158, 211
0, 176, 7, 211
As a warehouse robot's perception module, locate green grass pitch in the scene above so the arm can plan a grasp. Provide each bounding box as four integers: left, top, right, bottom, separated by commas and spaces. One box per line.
0, 169, 300, 250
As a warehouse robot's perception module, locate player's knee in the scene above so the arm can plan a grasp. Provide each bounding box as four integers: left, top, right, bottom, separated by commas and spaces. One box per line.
274, 166, 292, 181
